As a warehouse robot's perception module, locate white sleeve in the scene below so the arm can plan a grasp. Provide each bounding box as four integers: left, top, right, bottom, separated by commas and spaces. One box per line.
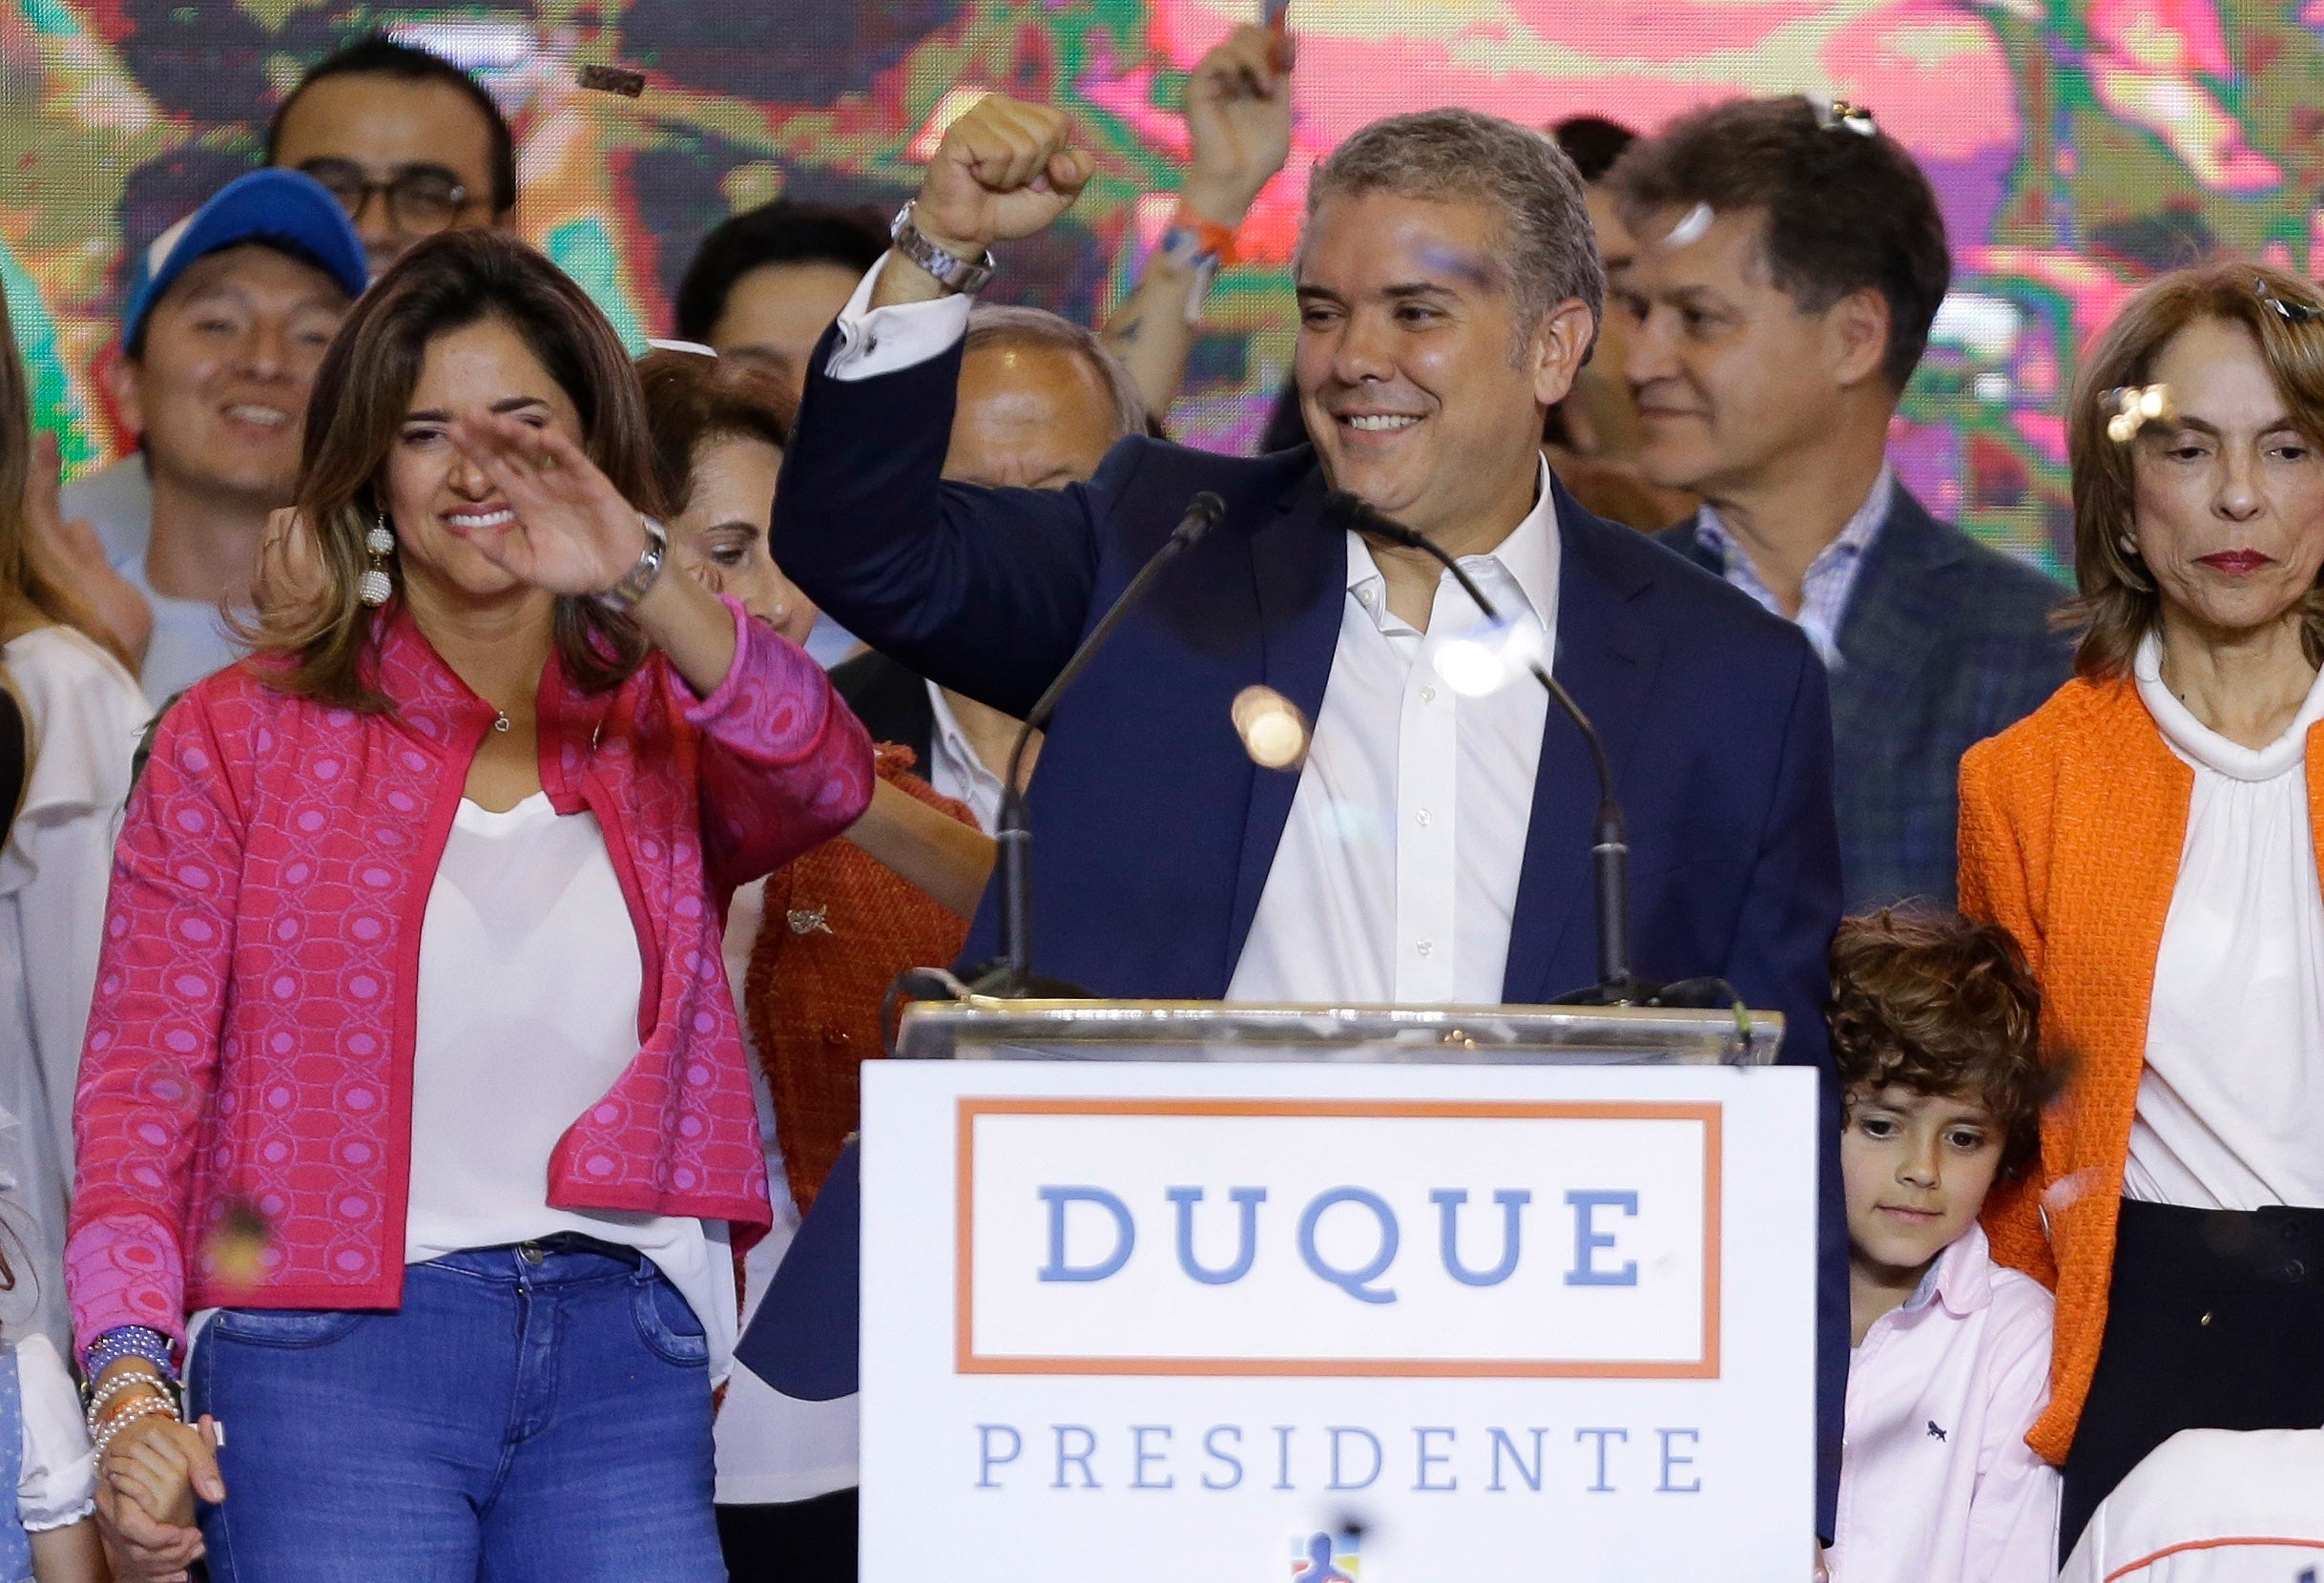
1962, 1299, 2062, 1583
822, 254, 975, 383
14, 1336, 96, 1531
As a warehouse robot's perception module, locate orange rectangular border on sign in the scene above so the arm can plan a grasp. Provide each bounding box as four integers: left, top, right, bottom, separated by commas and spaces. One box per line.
951, 1097, 1722, 1380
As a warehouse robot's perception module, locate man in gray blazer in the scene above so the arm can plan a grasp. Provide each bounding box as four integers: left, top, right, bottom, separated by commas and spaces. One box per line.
1607, 94, 2071, 912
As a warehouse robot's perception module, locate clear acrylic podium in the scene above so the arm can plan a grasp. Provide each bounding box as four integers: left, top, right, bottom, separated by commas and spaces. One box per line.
894, 996, 1785, 1067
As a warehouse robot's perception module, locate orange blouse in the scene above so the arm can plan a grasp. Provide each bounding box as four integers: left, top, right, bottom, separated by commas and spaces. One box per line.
1958, 671, 2324, 1465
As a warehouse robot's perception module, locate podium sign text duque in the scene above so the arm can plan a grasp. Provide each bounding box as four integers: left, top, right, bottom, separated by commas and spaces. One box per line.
861, 1058, 1817, 1580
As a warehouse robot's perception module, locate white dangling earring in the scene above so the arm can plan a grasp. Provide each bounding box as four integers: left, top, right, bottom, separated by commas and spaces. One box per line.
360, 510, 396, 607
2117, 532, 2140, 558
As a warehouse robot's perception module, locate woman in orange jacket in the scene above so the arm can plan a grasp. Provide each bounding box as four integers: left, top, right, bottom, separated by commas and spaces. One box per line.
1959, 261, 2324, 1554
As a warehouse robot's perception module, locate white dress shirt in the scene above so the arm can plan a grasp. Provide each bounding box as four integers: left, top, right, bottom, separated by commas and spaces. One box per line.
1831, 1225, 2060, 1583
2126, 632, 2324, 1211
923, 682, 1006, 834
823, 260, 1558, 1005
1228, 469, 1558, 1005
2059, 1428, 2324, 1582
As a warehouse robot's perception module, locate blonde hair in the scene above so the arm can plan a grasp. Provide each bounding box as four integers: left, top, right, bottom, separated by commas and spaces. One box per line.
2063, 260, 2324, 678
0, 280, 135, 669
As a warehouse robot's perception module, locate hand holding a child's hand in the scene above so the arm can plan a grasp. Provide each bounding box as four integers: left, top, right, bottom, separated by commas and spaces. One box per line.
94, 1411, 224, 1582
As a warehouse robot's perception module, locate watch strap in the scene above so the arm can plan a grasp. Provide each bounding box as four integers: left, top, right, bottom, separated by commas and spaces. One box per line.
890, 201, 995, 295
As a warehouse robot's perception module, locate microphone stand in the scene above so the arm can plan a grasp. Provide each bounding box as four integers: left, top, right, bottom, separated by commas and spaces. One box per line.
965, 490, 1227, 998
1320, 490, 1731, 1009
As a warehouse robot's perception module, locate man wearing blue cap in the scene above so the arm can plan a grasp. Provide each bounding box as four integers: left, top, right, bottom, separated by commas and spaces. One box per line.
94, 170, 367, 704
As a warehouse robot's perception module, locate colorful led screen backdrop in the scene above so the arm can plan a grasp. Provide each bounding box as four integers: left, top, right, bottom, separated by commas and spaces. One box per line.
6, 1, 2324, 574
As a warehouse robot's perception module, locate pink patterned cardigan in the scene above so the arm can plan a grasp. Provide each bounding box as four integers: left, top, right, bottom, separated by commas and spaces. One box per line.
67, 602, 873, 1355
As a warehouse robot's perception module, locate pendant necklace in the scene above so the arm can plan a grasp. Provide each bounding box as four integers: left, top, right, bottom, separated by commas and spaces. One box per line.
493, 710, 512, 734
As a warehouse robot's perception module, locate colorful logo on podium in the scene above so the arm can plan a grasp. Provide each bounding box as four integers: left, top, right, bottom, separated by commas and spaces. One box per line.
1291, 1530, 1359, 1581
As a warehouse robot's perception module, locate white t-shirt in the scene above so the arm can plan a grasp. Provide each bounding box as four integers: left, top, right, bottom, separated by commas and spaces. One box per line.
0, 626, 150, 1356
10, 1335, 96, 1532
711, 878, 860, 1506
2060, 1428, 2324, 1581
405, 793, 737, 1378
118, 552, 245, 709
2126, 633, 2324, 1210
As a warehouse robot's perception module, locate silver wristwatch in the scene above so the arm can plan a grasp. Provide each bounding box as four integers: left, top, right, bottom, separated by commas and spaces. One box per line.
595, 514, 669, 614
890, 201, 995, 295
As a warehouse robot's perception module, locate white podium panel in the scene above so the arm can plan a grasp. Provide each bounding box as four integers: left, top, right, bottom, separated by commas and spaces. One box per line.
861, 1057, 1817, 1581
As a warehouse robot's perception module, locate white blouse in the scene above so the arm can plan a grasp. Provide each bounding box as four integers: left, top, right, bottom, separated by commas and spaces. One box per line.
406, 793, 737, 1378
2127, 632, 2324, 1211
0, 626, 150, 1357
12, 1335, 96, 1532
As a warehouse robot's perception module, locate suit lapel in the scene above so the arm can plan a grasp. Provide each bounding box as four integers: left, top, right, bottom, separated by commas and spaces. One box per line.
1226, 468, 1345, 967
1503, 491, 1662, 1002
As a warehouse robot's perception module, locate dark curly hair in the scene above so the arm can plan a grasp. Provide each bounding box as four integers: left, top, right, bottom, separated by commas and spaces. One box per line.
1828, 909, 2046, 1176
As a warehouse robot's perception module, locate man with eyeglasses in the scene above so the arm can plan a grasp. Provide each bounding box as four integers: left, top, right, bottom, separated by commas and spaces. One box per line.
64, 34, 514, 606
267, 33, 515, 279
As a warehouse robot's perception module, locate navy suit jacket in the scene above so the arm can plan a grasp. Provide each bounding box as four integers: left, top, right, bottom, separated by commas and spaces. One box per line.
775, 330, 1850, 1533
1658, 487, 2072, 912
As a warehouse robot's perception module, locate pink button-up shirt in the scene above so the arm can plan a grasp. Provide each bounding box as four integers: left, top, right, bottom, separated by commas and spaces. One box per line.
1831, 1223, 2060, 1583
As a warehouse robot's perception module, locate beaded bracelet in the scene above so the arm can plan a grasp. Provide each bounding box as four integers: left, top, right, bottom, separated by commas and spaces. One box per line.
84, 1369, 176, 1426
91, 1393, 180, 1461
84, 1324, 178, 1385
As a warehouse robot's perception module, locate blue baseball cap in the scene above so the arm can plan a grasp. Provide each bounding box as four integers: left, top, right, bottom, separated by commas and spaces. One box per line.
122, 169, 369, 349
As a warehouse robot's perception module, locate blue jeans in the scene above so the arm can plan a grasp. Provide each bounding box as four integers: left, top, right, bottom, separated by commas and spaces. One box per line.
188, 1242, 725, 1582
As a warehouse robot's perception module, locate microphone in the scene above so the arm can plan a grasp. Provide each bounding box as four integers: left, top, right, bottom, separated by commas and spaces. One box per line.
1320, 489, 1667, 1007
966, 489, 1227, 997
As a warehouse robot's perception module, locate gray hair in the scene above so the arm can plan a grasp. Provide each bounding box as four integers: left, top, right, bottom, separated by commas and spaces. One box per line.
1306, 107, 1604, 357
964, 304, 1149, 440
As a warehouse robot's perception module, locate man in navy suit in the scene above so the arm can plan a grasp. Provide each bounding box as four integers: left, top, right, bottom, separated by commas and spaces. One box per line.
1607, 95, 2072, 912
773, 92, 1849, 1539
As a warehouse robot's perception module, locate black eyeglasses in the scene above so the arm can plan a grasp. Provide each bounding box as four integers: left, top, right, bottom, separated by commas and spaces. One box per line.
297, 158, 479, 233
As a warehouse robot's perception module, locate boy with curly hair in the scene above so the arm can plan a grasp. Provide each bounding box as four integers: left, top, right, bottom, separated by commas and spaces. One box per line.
1824, 909, 2059, 1582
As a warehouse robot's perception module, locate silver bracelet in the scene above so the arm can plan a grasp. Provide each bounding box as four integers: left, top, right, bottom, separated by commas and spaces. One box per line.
593, 514, 669, 614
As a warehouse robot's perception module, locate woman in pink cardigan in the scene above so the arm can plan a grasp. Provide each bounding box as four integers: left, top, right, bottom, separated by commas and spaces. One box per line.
69, 230, 873, 1580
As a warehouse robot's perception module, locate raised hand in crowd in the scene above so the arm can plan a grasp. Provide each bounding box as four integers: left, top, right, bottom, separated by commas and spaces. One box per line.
26, 430, 151, 666
1102, 22, 1297, 420
875, 95, 1096, 309
443, 409, 740, 697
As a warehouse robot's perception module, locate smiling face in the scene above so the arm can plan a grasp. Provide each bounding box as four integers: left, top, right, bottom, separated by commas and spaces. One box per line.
382, 315, 579, 613
116, 243, 350, 507
1616, 205, 1884, 497
1295, 191, 1587, 546
2127, 316, 2324, 649
669, 432, 818, 645
1841, 1084, 2004, 1283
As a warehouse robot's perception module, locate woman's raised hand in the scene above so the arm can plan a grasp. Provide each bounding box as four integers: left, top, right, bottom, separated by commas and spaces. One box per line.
445, 411, 651, 598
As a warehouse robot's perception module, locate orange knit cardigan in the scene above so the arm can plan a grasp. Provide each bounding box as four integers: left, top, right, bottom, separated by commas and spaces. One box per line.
1958, 671, 2324, 1465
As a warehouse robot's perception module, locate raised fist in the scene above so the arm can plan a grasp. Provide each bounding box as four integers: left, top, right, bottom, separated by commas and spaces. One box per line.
913, 94, 1095, 256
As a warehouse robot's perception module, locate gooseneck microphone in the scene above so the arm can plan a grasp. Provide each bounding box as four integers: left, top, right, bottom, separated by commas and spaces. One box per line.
965, 489, 1228, 998
1320, 489, 1655, 1006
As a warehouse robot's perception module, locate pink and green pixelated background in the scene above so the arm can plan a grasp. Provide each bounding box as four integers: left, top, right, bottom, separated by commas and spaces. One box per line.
7, 0, 2324, 576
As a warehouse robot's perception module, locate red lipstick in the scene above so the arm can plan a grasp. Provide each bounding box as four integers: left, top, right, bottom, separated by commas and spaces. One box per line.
2196, 550, 2273, 574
